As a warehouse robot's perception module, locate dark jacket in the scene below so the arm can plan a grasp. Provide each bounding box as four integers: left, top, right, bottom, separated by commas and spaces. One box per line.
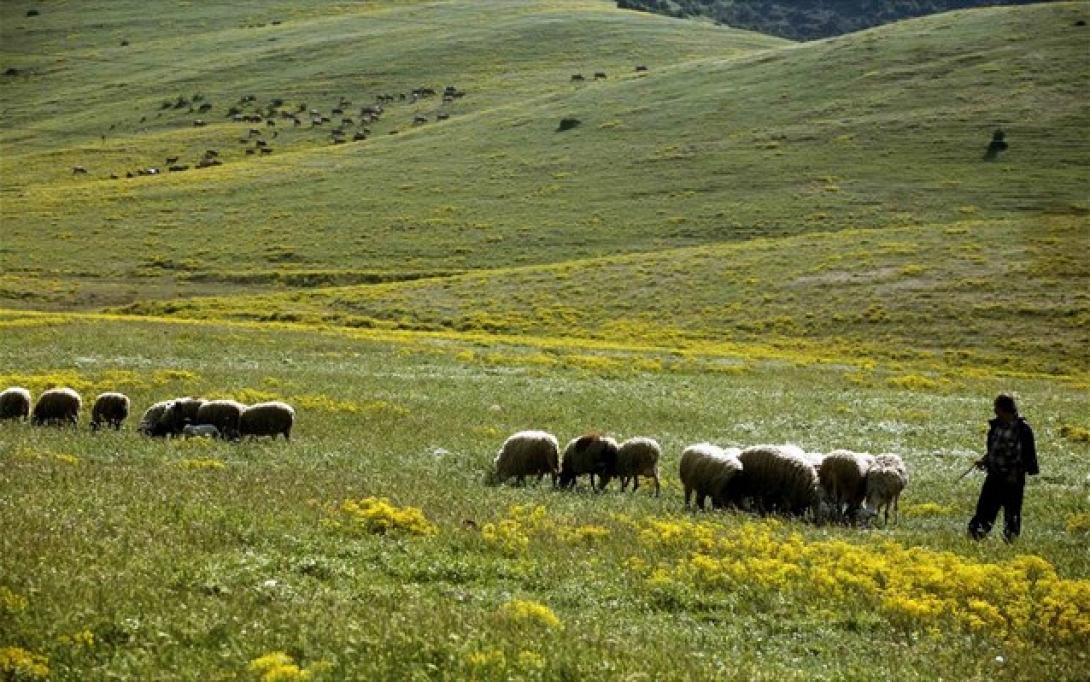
986, 417, 1039, 476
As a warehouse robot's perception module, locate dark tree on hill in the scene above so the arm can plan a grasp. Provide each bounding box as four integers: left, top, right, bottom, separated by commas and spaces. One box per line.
616, 1, 1058, 41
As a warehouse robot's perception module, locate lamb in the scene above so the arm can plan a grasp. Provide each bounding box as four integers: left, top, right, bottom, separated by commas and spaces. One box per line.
863, 454, 909, 526
491, 430, 560, 486
90, 392, 130, 431
195, 399, 246, 440
238, 401, 295, 440
137, 400, 172, 437
818, 450, 874, 524
0, 387, 32, 421
616, 437, 662, 496
558, 434, 619, 491
31, 387, 82, 426
736, 444, 820, 517
183, 423, 220, 439
679, 443, 742, 510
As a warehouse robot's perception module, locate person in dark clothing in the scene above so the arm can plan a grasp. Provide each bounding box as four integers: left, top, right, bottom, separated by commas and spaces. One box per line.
968, 394, 1039, 542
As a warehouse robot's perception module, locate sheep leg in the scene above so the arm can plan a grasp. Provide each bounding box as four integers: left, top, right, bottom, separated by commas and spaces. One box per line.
684, 485, 692, 509
696, 492, 707, 511
653, 474, 660, 498
632, 476, 640, 493
620, 477, 629, 492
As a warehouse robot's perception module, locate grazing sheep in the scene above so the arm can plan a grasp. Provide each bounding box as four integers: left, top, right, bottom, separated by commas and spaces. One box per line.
492, 430, 560, 486
617, 437, 662, 496
571, 74, 585, 82
195, 399, 246, 440
679, 443, 742, 510
238, 401, 295, 440
818, 450, 874, 524
0, 387, 32, 421
736, 444, 820, 517
863, 454, 909, 526
183, 423, 220, 439
161, 397, 205, 435
594, 71, 607, 79
90, 392, 130, 431
31, 387, 82, 426
72, 165, 87, 175
137, 400, 172, 437
558, 434, 619, 491
635, 65, 648, 72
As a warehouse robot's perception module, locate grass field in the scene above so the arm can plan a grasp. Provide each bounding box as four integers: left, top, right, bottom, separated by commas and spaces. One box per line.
2, 0, 1089, 680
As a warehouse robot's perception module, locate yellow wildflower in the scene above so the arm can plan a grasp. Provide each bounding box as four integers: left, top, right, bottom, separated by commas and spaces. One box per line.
0, 646, 49, 679
333, 497, 436, 536
499, 599, 563, 630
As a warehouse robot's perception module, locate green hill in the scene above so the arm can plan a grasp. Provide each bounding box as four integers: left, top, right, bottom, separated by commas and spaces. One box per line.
2, 2, 1087, 315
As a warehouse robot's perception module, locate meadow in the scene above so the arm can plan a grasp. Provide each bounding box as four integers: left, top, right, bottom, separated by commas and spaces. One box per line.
1, 314, 1088, 680
1, 0, 1089, 679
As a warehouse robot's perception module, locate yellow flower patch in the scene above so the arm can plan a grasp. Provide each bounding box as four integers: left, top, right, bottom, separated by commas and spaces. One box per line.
498, 599, 563, 630
178, 458, 227, 470
0, 646, 49, 679
330, 497, 436, 536
248, 651, 312, 681
0, 587, 28, 614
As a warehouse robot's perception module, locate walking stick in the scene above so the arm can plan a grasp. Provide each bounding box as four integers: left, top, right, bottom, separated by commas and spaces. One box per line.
956, 463, 981, 482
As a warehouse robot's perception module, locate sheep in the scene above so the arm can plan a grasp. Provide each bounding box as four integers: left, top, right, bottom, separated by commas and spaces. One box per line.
182, 423, 220, 439
72, 165, 87, 175
679, 443, 742, 510
31, 387, 82, 426
137, 400, 172, 437
616, 437, 662, 496
558, 434, 619, 491
736, 444, 820, 518
570, 74, 585, 82
238, 401, 295, 440
818, 450, 874, 524
863, 454, 909, 527
491, 430, 560, 486
90, 392, 130, 431
0, 387, 32, 421
161, 397, 205, 435
195, 399, 246, 440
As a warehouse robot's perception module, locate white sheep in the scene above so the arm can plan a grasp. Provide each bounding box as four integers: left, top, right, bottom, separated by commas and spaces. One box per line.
863, 453, 908, 526
161, 397, 206, 435
239, 401, 295, 440
183, 423, 221, 439
195, 399, 246, 440
559, 434, 620, 491
617, 437, 662, 496
679, 443, 743, 510
31, 387, 82, 426
90, 392, 130, 431
0, 387, 32, 421
736, 444, 820, 518
818, 450, 874, 524
492, 430, 560, 486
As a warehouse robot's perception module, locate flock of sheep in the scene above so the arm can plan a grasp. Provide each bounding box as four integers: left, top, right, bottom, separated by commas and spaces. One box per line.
0, 386, 294, 441
493, 431, 909, 526
3, 386, 907, 524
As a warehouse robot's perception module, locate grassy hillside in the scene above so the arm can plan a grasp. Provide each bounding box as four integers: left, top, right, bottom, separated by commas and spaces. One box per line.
118, 214, 1090, 378
2, 2, 1086, 309
2, 2, 1089, 680
1, 313, 1089, 680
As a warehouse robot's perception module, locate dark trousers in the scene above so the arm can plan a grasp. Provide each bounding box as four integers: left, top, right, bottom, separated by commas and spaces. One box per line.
968, 471, 1025, 541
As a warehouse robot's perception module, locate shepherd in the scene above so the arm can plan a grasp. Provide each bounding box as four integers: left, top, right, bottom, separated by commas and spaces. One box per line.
967, 394, 1039, 542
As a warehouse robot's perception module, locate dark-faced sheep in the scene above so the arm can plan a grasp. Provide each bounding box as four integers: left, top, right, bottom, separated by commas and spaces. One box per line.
679, 444, 742, 510
736, 444, 820, 518
161, 397, 205, 435
238, 401, 295, 440
558, 434, 619, 491
138, 400, 172, 437
31, 387, 82, 426
617, 437, 661, 496
0, 387, 32, 421
492, 430, 560, 486
863, 454, 908, 526
90, 392, 130, 431
195, 399, 246, 440
818, 450, 874, 524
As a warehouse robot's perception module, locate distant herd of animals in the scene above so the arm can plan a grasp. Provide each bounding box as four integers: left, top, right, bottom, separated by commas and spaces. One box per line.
68, 64, 652, 179
0, 386, 293, 441
1, 384, 902, 526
